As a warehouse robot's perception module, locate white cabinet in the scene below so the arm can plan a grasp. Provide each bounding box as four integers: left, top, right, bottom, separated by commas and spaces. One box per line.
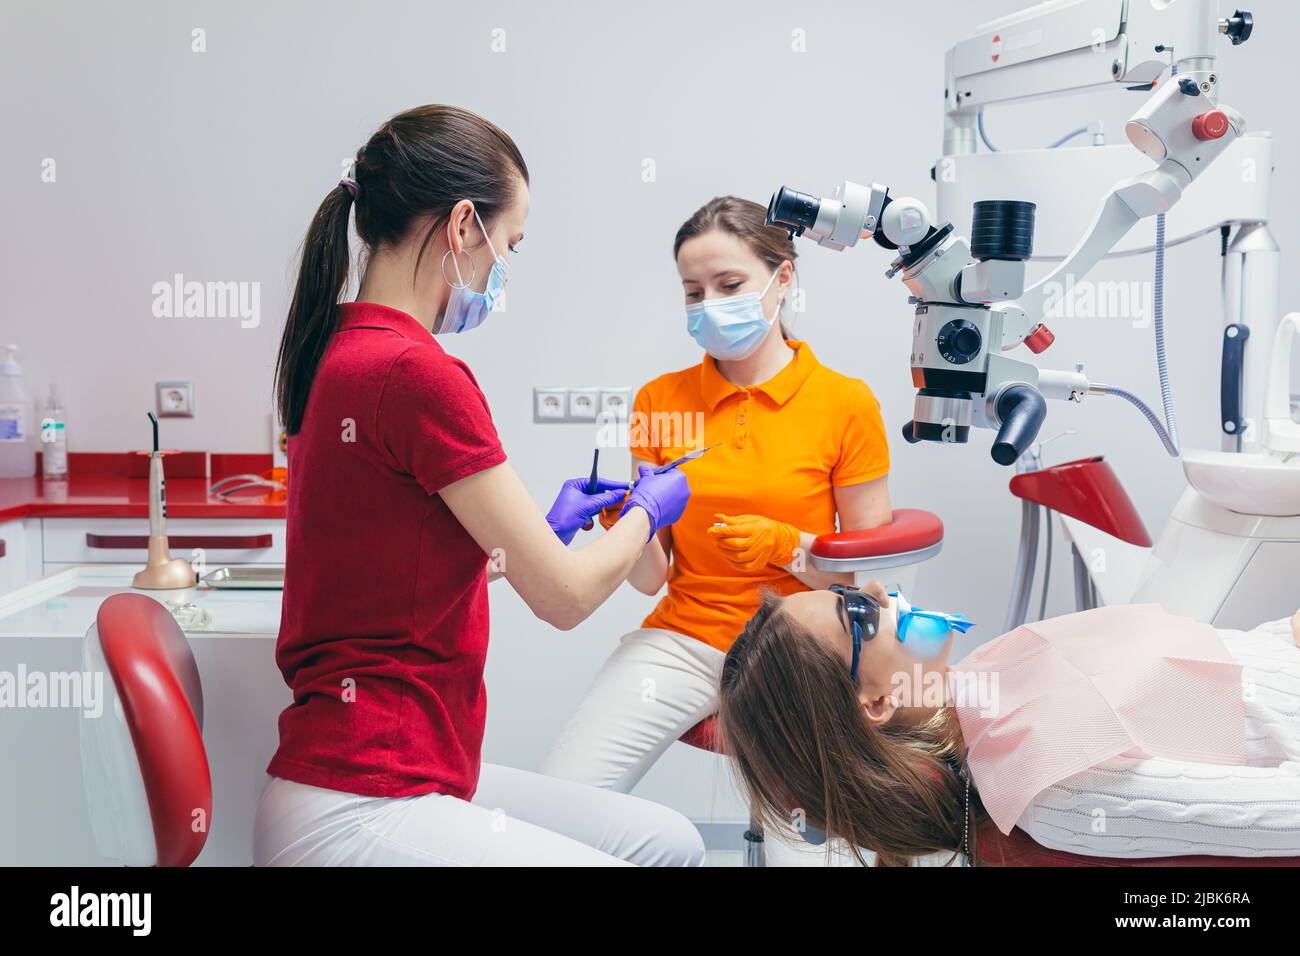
0, 519, 27, 594
0, 518, 44, 595
41, 517, 285, 575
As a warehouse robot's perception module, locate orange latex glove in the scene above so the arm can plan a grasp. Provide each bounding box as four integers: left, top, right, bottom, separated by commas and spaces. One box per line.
596, 495, 629, 531
707, 513, 802, 572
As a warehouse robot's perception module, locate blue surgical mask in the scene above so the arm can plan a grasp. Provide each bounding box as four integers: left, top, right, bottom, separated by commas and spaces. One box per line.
685, 267, 781, 360
435, 207, 508, 335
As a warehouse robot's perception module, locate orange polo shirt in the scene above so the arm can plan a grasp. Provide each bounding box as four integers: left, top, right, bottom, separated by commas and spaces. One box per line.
632, 340, 889, 652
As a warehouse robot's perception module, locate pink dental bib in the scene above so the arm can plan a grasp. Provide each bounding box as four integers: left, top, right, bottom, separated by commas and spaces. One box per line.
948, 603, 1248, 834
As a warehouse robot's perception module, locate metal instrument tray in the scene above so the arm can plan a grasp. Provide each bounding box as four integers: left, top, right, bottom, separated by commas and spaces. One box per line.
202, 566, 285, 590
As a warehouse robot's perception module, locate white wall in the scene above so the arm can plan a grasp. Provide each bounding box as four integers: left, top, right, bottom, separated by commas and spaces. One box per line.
4, 0, 1298, 822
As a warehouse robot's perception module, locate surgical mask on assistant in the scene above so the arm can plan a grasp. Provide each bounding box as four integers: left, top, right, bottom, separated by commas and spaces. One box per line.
685, 267, 781, 360
435, 207, 508, 335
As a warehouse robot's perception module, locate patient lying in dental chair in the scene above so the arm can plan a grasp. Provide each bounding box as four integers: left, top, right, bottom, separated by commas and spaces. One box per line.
717, 584, 1300, 866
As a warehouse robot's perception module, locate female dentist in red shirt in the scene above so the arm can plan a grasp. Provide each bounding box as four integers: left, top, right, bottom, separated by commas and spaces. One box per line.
253, 105, 700, 866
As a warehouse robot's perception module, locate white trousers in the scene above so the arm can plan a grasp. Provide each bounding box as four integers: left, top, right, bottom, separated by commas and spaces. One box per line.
538, 628, 725, 792
253, 764, 706, 867
535, 628, 942, 867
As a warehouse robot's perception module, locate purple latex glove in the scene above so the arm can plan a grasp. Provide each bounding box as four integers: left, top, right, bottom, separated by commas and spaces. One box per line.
547, 477, 631, 545
620, 465, 691, 540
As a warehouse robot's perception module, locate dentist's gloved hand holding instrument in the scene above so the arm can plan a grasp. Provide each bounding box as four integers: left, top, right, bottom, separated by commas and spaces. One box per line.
596, 443, 717, 532
546, 477, 632, 546
707, 513, 801, 571
620, 466, 691, 541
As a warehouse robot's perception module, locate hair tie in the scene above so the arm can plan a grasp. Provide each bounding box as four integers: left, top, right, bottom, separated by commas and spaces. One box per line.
339, 177, 359, 200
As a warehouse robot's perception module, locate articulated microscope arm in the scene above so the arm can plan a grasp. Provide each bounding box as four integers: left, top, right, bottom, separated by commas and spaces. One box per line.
766, 61, 1245, 464
1008, 74, 1245, 341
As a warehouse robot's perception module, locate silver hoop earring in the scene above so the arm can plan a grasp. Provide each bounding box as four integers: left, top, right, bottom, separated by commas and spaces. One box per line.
441, 247, 477, 289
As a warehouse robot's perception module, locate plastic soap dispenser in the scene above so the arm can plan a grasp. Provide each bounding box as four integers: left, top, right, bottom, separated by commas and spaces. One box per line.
0, 345, 35, 477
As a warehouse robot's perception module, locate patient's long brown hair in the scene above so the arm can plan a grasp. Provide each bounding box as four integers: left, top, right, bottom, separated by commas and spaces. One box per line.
718, 593, 984, 866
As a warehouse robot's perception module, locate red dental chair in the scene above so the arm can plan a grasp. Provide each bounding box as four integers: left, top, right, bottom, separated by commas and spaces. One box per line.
976, 823, 1300, 867
679, 509, 945, 866
80, 592, 211, 867
987, 456, 1300, 867
1007, 455, 1152, 621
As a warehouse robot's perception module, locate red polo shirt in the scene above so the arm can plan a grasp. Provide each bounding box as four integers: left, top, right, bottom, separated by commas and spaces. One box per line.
268, 302, 506, 799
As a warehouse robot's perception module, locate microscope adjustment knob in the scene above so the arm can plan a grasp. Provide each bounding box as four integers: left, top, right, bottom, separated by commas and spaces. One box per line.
1223, 9, 1253, 46
936, 319, 982, 365
1024, 322, 1055, 354
1191, 110, 1229, 141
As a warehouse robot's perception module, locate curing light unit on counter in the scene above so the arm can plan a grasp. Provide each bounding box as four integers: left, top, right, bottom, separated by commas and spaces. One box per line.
132, 411, 197, 590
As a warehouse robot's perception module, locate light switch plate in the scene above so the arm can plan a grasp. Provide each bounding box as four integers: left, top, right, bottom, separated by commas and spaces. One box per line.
156, 380, 195, 418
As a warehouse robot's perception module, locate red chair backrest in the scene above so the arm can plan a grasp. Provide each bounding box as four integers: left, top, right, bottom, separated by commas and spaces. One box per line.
1008, 456, 1152, 547
88, 593, 211, 867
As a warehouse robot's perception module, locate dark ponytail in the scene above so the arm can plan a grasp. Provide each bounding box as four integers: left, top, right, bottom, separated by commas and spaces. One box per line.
275, 105, 529, 435
276, 186, 353, 436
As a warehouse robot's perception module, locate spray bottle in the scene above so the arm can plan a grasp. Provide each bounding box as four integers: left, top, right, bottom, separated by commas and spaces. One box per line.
42, 383, 68, 479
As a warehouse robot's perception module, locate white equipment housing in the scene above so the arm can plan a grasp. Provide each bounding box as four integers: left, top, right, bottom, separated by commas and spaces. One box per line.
941, 0, 1297, 628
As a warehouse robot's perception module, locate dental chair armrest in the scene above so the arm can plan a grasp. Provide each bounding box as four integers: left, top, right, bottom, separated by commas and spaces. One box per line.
810, 508, 944, 573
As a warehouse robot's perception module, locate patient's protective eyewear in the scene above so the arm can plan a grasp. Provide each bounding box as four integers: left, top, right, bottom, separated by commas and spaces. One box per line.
832, 586, 975, 680
830, 584, 879, 681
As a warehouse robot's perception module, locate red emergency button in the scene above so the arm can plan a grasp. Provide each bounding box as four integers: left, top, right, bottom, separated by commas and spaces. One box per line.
1191, 110, 1229, 141
1024, 323, 1055, 354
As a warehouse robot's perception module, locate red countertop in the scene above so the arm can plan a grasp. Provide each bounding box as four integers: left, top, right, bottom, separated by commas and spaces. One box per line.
0, 474, 286, 521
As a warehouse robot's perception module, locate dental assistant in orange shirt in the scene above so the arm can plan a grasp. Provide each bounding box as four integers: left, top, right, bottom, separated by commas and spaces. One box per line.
540, 196, 891, 791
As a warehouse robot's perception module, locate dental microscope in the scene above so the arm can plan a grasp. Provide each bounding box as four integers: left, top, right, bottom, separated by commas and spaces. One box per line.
764, 3, 1252, 465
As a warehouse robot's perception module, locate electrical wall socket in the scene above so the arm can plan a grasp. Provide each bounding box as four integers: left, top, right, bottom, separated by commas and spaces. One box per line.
567, 388, 599, 420
156, 380, 195, 418
533, 386, 633, 424
599, 388, 633, 418
534, 387, 567, 422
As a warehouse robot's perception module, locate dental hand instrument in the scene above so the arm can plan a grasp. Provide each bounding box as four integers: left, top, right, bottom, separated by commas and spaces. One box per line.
582, 448, 604, 530
654, 443, 720, 475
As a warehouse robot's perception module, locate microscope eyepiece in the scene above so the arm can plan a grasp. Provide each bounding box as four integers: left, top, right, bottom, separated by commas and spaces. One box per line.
766, 186, 823, 236
970, 199, 1036, 261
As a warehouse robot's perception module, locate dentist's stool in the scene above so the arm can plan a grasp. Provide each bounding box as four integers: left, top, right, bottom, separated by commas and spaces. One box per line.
809, 508, 944, 593
679, 508, 945, 867
678, 716, 766, 867
80, 592, 211, 867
